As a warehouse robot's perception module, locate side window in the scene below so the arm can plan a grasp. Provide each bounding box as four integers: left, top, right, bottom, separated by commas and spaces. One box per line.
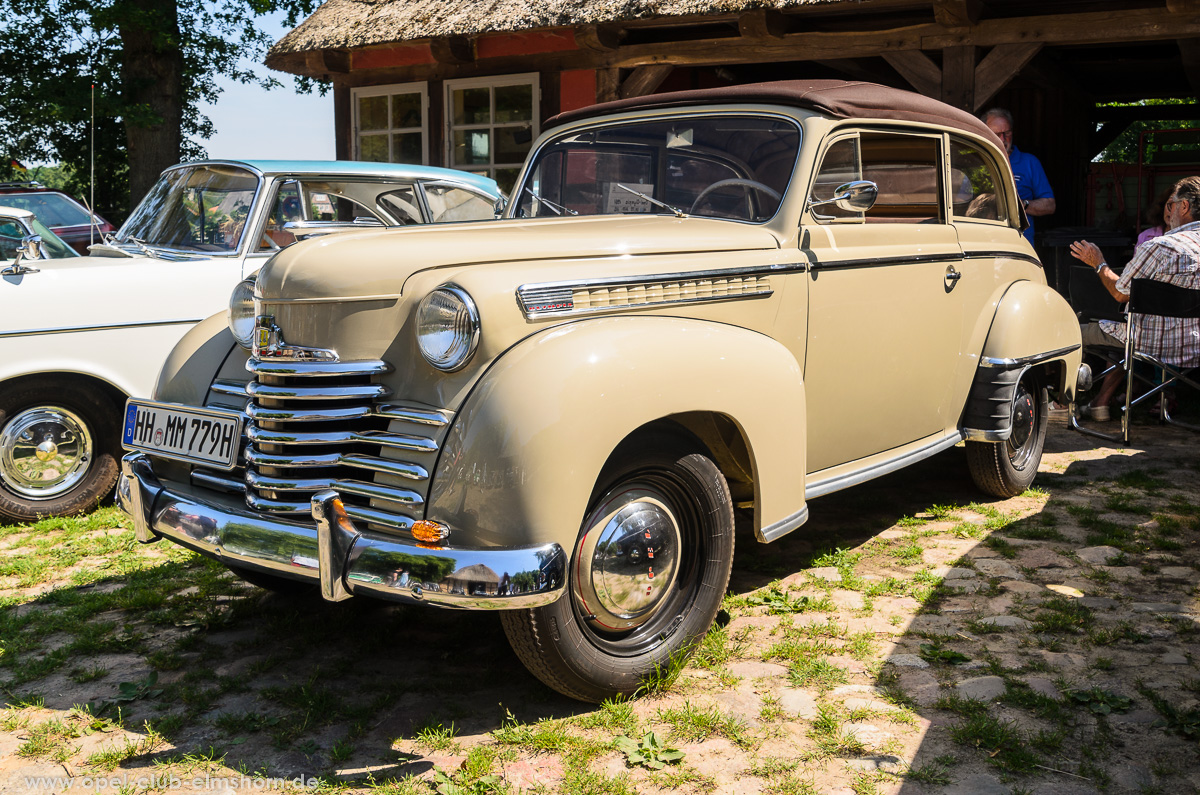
0, 220, 23, 260
860, 132, 943, 223
811, 137, 863, 221
422, 185, 496, 223
378, 186, 424, 225
260, 182, 303, 250
950, 141, 1008, 222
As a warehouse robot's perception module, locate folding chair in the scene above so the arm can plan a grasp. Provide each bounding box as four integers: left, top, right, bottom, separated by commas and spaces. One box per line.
1071, 277, 1200, 444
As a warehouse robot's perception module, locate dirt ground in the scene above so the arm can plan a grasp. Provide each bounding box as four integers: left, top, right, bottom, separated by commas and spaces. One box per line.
2, 420, 1200, 795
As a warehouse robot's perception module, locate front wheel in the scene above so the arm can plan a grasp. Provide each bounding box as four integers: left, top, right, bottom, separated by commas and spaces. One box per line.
966, 371, 1048, 498
501, 433, 735, 702
0, 380, 121, 524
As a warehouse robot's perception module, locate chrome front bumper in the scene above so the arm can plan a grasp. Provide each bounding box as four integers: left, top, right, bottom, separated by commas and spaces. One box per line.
117, 453, 566, 609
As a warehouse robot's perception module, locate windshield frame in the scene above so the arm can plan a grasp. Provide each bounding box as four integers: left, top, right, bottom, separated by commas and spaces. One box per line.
113, 162, 266, 258
509, 109, 803, 225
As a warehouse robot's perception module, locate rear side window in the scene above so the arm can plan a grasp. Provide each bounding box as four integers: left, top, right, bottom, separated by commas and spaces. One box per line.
950, 141, 1008, 223
811, 131, 944, 223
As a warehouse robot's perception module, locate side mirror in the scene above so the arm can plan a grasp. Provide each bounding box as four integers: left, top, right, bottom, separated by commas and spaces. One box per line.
808, 180, 879, 214
2, 234, 43, 275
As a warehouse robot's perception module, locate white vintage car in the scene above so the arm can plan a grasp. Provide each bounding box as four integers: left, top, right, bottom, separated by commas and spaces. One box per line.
0, 160, 502, 523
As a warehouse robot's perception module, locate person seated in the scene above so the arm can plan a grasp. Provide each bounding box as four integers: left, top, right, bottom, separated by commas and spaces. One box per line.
1070, 176, 1200, 421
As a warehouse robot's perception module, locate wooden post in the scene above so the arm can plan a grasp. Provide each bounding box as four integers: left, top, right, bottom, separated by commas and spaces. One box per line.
941, 45, 976, 110
619, 64, 675, 99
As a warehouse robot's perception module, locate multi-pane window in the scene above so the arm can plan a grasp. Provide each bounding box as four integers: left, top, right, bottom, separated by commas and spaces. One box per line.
445, 74, 539, 194
353, 84, 428, 165
811, 132, 944, 223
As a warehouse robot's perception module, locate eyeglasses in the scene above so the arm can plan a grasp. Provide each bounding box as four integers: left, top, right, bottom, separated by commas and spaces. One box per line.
992, 129, 1014, 138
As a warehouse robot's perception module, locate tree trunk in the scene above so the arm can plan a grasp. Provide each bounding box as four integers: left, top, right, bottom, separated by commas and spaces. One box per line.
119, 0, 183, 210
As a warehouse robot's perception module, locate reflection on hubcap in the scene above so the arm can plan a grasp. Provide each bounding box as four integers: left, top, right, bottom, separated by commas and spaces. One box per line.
0, 407, 92, 499
1006, 381, 1038, 470
575, 488, 682, 632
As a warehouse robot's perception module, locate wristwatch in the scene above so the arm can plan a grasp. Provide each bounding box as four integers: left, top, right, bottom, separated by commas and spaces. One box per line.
1022, 198, 1030, 210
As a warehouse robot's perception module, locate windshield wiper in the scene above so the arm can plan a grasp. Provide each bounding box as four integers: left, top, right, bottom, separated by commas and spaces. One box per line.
522, 187, 578, 216
122, 236, 161, 259
616, 184, 687, 218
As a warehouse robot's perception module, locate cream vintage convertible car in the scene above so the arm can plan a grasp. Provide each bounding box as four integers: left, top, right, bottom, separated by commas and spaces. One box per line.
117, 81, 1085, 701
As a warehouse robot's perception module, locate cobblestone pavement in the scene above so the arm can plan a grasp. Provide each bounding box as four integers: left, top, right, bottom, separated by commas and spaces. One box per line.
1, 423, 1199, 794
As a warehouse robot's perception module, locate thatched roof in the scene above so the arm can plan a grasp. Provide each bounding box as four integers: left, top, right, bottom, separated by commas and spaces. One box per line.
267, 0, 845, 65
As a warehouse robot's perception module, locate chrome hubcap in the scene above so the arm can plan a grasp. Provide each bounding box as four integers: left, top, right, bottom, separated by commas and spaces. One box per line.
1007, 381, 1038, 470
0, 407, 93, 499
574, 487, 682, 633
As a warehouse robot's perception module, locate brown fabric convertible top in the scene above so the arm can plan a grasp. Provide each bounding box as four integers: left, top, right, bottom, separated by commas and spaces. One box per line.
546, 80, 1004, 150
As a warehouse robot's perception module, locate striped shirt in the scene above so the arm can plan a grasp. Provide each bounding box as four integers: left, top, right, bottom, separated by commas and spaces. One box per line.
1099, 220, 1200, 366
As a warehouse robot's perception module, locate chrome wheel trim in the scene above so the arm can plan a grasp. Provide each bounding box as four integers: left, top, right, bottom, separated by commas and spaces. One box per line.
0, 407, 93, 499
573, 488, 683, 633
1006, 380, 1039, 471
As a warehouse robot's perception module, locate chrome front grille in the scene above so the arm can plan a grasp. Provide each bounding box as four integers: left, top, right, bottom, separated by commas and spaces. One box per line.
226, 358, 446, 533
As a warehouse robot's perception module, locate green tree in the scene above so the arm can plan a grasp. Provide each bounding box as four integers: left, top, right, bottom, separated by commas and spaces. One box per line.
1097, 98, 1200, 163
0, 0, 321, 220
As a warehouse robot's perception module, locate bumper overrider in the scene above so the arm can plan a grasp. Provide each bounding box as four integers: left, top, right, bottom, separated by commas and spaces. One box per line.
117, 453, 566, 609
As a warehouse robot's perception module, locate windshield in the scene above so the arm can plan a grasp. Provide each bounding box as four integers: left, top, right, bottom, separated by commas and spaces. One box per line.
117, 165, 260, 253
0, 192, 92, 227
514, 115, 800, 222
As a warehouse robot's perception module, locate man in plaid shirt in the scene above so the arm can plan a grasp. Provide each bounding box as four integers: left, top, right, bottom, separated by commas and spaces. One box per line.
1069, 175, 1200, 421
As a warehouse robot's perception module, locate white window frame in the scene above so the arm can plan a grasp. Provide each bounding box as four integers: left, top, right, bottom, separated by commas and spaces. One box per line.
351, 82, 429, 165
443, 73, 540, 183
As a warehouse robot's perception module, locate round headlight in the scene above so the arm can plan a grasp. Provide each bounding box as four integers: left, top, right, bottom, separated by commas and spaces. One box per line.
228, 277, 257, 349
416, 285, 480, 372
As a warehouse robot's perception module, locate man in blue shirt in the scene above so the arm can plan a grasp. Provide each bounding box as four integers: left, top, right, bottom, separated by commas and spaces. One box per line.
983, 108, 1055, 245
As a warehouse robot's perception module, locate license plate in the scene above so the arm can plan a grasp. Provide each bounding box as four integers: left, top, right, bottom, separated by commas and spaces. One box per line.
122, 400, 243, 470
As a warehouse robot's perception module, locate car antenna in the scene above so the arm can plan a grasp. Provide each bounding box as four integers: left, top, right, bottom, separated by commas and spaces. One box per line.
90, 81, 95, 249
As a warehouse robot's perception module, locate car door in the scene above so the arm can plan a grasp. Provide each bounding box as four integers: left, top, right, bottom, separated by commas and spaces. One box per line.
801, 128, 965, 474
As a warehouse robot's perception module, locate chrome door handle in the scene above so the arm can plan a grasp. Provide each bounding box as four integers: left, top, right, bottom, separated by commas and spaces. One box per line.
945, 266, 962, 281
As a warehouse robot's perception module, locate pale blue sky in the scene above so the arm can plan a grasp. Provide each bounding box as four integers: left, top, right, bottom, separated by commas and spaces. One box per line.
198, 13, 337, 161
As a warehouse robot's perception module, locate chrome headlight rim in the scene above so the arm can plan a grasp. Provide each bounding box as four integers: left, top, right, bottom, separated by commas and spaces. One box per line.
416, 284, 481, 373
228, 277, 257, 350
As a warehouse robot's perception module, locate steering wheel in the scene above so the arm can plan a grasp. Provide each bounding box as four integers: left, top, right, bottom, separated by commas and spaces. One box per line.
689, 178, 782, 215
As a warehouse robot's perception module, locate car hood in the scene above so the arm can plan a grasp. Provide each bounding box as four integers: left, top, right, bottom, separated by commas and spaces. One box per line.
257, 215, 783, 301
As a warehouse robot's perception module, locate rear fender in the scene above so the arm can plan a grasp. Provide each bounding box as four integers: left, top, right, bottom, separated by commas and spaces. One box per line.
426, 316, 808, 552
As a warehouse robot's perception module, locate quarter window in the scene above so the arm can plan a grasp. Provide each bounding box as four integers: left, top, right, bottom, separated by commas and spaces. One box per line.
950, 141, 1008, 222
353, 84, 429, 165
445, 74, 539, 194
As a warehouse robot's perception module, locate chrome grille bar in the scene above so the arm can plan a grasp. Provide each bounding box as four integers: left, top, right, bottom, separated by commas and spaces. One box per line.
244, 448, 429, 480
247, 404, 373, 423
248, 359, 391, 377
210, 380, 248, 397
247, 382, 390, 401
247, 425, 439, 452
333, 479, 423, 506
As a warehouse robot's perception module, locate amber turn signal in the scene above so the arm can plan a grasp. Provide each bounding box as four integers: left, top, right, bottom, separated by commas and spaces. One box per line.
411, 519, 450, 543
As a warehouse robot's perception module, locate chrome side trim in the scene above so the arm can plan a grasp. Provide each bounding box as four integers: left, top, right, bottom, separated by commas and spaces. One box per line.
1, 318, 204, 339
120, 453, 566, 610
247, 359, 390, 377
757, 505, 809, 543
517, 262, 802, 319
806, 432, 965, 500
808, 253, 962, 272
980, 345, 1081, 370
246, 382, 390, 401
962, 250, 1043, 267
210, 380, 248, 397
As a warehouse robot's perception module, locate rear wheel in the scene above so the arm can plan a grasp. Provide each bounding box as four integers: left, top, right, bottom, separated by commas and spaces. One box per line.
966, 371, 1048, 498
0, 380, 120, 523
501, 433, 735, 702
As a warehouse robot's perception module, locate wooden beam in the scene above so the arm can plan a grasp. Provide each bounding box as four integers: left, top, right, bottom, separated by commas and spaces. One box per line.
738, 9, 788, 38
941, 45, 975, 110
597, 67, 621, 103
304, 50, 350, 75
882, 49, 942, 97
1180, 38, 1200, 96
932, 0, 983, 29
608, 9, 1200, 70
431, 36, 473, 65
972, 41, 1041, 111
577, 24, 621, 52
1167, 0, 1200, 12
619, 64, 675, 99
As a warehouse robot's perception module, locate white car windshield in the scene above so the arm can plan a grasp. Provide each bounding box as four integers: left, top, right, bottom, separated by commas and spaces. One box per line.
116, 165, 260, 254
515, 115, 800, 223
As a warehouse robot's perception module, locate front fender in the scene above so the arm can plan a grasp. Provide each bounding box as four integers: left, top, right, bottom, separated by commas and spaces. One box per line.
426, 316, 807, 552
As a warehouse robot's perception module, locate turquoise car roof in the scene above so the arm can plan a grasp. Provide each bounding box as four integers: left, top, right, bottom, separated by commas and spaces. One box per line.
168, 160, 502, 198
